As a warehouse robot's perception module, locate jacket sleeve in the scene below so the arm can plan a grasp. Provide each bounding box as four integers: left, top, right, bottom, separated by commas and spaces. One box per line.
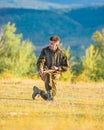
37, 49, 46, 71
58, 52, 69, 72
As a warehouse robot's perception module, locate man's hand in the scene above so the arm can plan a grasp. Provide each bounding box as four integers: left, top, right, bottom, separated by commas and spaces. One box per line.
38, 69, 44, 76
51, 65, 58, 70
39, 66, 59, 76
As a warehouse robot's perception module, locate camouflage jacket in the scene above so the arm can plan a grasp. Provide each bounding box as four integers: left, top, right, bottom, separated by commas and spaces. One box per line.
37, 46, 69, 72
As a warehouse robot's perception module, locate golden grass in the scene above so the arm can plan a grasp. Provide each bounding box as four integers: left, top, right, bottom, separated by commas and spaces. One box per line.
0, 79, 104, 130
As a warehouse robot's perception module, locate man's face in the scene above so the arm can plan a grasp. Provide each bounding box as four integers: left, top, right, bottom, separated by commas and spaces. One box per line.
49, 40, 59, 51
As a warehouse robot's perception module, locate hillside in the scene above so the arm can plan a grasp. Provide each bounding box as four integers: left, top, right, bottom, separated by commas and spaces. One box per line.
46, 0, 104, 5
0, 6, 104, 55
0, 0, 67, 10
0, 0, 104, 9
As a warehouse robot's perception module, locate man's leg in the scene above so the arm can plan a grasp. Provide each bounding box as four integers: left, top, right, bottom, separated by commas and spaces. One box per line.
44, 73, 60, 100
51, 73, 60, 98
51, 79, 57, 97
44, 73, 54, 100
32, 74, 53, 101
32, 86, 50, 100
32, 73, 59, 101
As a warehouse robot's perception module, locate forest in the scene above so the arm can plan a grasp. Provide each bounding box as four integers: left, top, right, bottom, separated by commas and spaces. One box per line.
0, 6, 104, 55
0, 22, 104, 82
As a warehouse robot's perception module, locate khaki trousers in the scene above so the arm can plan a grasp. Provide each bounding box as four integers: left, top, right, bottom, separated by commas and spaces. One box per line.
41, 73, 60, 97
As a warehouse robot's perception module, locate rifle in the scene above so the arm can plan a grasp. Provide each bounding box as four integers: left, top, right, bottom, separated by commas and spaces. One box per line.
43, 69, 61, 75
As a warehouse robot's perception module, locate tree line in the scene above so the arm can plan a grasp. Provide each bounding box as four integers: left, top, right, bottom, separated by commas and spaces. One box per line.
0, 23, 104, 82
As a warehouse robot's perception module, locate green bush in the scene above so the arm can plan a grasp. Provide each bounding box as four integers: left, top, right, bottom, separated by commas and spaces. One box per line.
0, 22, 37, 77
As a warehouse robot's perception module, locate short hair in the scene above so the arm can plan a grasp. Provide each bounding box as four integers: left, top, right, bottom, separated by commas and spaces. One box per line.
49, 36, 60, 42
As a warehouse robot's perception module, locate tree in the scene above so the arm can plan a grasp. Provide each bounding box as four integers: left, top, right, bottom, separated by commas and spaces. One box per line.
82, 29, 104, 81
0, 22, 37, 77
82, 45, 99, 81
60, 45, 73, 81
92, 29, 104, 80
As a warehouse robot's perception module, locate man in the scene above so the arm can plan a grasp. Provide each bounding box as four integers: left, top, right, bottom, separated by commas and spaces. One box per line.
32, 36, 69, 101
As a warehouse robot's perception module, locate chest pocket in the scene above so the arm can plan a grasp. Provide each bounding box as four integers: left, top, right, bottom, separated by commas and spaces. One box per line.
45, 50, 62, 68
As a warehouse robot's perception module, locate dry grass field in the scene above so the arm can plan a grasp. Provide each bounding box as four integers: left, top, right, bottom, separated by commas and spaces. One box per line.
0, 79, 104, 130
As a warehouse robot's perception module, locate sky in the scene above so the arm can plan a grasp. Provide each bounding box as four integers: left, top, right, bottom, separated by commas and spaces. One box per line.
43, 0, 104, 6
0, 0, 104, 9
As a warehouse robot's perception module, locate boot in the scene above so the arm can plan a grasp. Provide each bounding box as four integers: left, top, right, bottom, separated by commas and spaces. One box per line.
47, 92, 53, 101
32, 86, 53, 101
40, 91, 48, 100
40, 91, 53, 101
32, 86, 41, 100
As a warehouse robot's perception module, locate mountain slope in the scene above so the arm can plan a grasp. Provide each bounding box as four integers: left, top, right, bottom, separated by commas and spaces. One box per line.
0, 0, 69, 9
0, 8, 82, 44
0, 0, 104, 10
44, 0, 104, 6
0, 6, 104, 55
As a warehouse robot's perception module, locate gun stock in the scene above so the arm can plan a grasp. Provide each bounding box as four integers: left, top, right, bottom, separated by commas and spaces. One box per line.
43, 69, 61, 74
